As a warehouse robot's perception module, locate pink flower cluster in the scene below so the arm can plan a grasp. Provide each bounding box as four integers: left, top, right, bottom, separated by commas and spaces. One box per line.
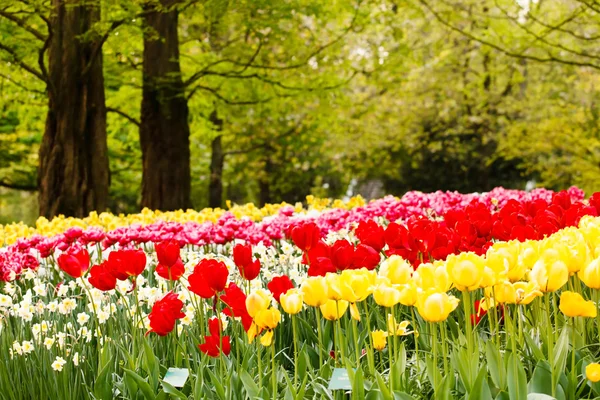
0, 187, 586, 281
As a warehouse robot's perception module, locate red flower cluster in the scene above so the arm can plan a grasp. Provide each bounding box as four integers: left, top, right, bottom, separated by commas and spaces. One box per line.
302, 239, 381, 276
198, 317, 231, 357
147, 292, 185, 336
232, 243, 261, 280
84, 248, 147, 291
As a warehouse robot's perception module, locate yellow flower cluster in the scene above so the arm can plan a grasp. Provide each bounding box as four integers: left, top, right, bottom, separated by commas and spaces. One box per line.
0, 196, 366, 246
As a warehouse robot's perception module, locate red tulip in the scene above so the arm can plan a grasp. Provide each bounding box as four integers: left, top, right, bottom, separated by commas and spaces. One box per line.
267, 275, 295, 302
330, 240, 354, 270
355, 220, 385, 252
188, 259, 229, 299
147, 292, 185, 336
88, 262, 117, 291
198, 318, 231, 357
233, 243, 253, 268
351, 244, 380, 270
221, 283, 253, 331
155, 240, 180, 267
57, 247, 90, 278
289, 222, 321, 252
232, 243, 261, 280
156, 258, 185, 281
107, 249, 146, 280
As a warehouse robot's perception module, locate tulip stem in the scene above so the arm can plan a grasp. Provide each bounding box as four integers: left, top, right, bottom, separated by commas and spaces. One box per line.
315, 308, 324, 367
411, 307, 419, 376
361, 301, 376, 376
594, 290, 600, 345
257, 343, 262, 390
432, 322, 438, 393
545, 294, 556, 397
462, 290, 473, 379
440, 320, 448, 375
292, 315, 298, 386
351, 315, 360, 367
271, 343, 277, 399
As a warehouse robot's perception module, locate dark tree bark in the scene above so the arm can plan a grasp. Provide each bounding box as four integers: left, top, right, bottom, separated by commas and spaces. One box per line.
208, 121, 224, 208
38, 0, 109, 218
140, 1, 191, 210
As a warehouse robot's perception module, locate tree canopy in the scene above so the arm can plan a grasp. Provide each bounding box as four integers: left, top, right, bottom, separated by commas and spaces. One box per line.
1, 0, 600, 223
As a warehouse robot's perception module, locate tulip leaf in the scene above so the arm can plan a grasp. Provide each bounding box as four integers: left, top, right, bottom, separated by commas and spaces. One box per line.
352, 367, 366, 400
374, 370, 392, 400
94, 347, 113, 400
486, 340, 506, 390
527, 394, 556, 400
393, 393, 417, 400
527, 360, 553, 396
469, 366, 492, 400
553, 329, 569, 382
392, 342, 407, 381
207, 368, 226, 400
295, 375, 309, 400
123, 368, 156, 400
435, 373, 455, 400
239, 369, 260, 399
160, 381, 187, 400
523, 331, 545, 363
142, 339, 160, 392
507, 353, 527, 400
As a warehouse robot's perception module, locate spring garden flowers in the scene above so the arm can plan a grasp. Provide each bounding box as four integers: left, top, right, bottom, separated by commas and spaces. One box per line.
3, 188, 600, 399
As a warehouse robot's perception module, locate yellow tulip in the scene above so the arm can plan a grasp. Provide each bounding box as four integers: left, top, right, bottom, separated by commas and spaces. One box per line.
559, 291, 597, 318
325, 273, 343, 301
339, 269, 375, 303
254, 308, 282, 330
280, 289, 303, 315
247, 322, 262, 344
386, 314, 412, 336
372, 283, 401, 308
260, 330, 274, 346
486, 242, 519, 281
380, 256, 413, 285
320, 299, 349, 321
416, 291, 460, 323
397, 282, 418, 306
446, 252, 486, 291
371, 330, 387, 351
301, 277, 329, 307
579, 258, 600, 290
586, 363, 600, 382
245, 289, 272, 318
544, 229, 589, 275
529, 251, 569, 292
349, 303, 361, 321
413, 262, 452, 292
492, 281, 542, 305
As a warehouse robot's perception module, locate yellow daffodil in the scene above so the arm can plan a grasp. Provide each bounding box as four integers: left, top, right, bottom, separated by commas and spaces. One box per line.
386, 314, 412, 336
254, 308, 282, 330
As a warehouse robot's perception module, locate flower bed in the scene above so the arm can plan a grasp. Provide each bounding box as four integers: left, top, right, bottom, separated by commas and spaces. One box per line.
1, 187, 600, 399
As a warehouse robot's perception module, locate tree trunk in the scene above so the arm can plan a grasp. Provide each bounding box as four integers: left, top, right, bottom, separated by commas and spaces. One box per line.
38, 0, 109, 218
140, 1, 191, 210
209, 128, 224, 208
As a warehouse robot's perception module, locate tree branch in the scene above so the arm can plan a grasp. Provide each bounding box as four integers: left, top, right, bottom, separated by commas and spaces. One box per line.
0, 10, 46, 41
0, 179, 37, 192
0, 43, 46, 82
107, 107, 140, 126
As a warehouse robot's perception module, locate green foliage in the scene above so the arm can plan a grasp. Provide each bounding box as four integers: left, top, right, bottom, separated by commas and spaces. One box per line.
2, 0, 600, 221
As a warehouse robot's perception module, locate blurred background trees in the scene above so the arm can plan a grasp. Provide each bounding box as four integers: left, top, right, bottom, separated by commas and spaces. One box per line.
1, 0, 599, 223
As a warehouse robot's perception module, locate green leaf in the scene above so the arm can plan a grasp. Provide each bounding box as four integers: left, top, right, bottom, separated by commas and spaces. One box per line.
527, 394, 556, 400
161, 381, 187, 400
393, 393, 417, 400
528, 360, 553, 396
123, 368, 156, 400
240, 369, 260, 399
469, 366, 492, 400
507, 353, 527, 400
375, 370, 392, 400
207, 368, 226, 400
435, 373, 455, 400
352, 367, 366, 400
94, 348, 113, 400
553, 329, 569, 383
143, 339, 160, 391
523, 331, 545, 362
486, 340, 506, 390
